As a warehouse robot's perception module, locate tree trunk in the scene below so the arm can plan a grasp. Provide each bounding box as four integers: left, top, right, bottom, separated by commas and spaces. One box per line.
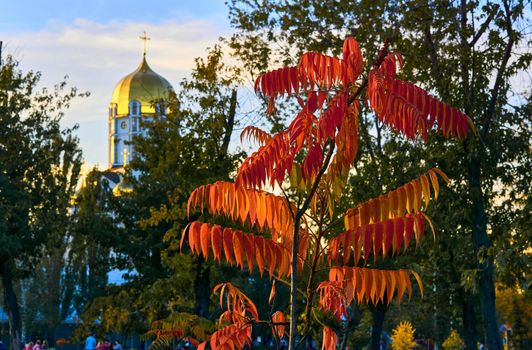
368, 302, 386, 350
462, 293, 477, 350
1, 261, 22, 350
288, 216, 301, 350
340, 305, 362, 350
193, 255, 211, 318
468, 154, 502, 350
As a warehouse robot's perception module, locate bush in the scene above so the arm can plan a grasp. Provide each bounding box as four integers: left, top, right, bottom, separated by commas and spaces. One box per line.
391, 321, 416, 350
442, 330, 464, 350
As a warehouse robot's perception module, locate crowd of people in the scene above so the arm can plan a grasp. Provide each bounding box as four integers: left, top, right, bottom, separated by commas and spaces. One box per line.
84, 334, 122, 350
23, 340, 49, 350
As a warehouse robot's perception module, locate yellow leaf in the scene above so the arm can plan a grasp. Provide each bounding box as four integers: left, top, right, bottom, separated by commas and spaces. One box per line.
410, 270, 424, 297
420, 175, 431, 209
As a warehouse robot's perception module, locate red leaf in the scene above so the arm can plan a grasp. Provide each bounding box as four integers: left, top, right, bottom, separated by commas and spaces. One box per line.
374, 222, 383, 262
384, 220, 394, 257
394, 218, 404, 254
404, 215, 414, 250
364, 225, 372, 262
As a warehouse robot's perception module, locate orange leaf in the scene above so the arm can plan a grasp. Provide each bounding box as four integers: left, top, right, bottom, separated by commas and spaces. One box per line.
180, 222, 192, 251
421, 212, 436, 240
412, 179, 422, 212
396, 270, 407, 303
233, 230, 245, 269
211, 225, 222, 262
420, 175, 431, 209
322, 327, 337, 350
268, 280, 276, 305
413, 212, 425, 245
271, 311, 286, 339
200, 223, 211, 258
428, 170, 440, 201
243, 234, 255, 273
255, 236, 265, 277
190, 221, 202, 255
386, 270, 396, 303
222, 228, 234, 265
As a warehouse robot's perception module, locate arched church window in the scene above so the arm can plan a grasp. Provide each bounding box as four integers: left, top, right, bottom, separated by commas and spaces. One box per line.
130, 100, 140, 115
109, 104, 117, 117
113, 139, 120, 165
132, 117, 138, 132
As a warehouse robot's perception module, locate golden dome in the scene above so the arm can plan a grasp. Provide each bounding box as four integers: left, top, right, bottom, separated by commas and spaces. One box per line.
110, 55, 173, 116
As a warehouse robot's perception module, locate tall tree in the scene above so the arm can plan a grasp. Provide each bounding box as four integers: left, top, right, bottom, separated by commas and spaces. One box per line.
69, 169, 116, 311
170, 36, 474, 350
19, 169, 114, 344
226, 2, 531, 349
0, 56, 84, 350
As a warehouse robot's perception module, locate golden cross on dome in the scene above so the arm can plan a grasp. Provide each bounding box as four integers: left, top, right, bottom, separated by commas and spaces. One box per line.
139, 31, 151, 56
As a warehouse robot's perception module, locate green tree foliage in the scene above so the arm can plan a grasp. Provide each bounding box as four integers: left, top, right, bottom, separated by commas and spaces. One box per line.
0, 55, 85, 350
20, 169, 114, 342
69, 169, 116, 310
495, 285, 532, 350
226, 1, 530, 349
22, 247, 74, 341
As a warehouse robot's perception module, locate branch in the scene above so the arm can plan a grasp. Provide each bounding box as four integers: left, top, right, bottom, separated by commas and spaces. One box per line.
280, 186, 296, 220
469, 5, 499, 47
296, 140, 336, 220
360, 113, 376, 164
273, 274, 306, 297
482, 0, 515, 137
424, 23, 444, 95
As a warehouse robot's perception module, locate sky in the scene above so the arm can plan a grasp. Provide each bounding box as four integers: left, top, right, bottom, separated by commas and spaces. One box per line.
1, 0, 234, 167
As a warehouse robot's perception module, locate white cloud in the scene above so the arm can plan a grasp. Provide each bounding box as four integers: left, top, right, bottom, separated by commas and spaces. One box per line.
1, 18, 229, 165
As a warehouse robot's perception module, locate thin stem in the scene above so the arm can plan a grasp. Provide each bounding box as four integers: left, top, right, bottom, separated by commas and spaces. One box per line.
299, 208, 327, 343
289, 140, 335, 350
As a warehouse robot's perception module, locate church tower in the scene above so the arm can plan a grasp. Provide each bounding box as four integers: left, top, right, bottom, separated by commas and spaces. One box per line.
108, 32, 173, 170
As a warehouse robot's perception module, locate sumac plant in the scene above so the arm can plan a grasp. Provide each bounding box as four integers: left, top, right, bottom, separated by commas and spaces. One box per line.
179, 38, 473, 350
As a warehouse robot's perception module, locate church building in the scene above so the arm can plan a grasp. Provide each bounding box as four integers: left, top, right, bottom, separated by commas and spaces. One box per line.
103, 32, 173, 192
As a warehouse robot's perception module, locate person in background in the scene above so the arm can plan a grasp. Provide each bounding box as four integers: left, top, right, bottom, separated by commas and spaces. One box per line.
113, 340, 123, 350
33, 340, 42, 350
96, 341, 104, 350
85, 333, 97, 350
103, 340, 112, 350
42, 340, 49, 350
0, 340, 5, 350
